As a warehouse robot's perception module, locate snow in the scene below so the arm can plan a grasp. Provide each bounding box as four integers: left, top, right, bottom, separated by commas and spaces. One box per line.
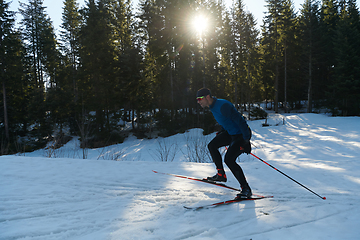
1, 113, 360, 240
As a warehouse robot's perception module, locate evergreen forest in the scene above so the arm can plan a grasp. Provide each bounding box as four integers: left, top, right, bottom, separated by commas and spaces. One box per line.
1, 0, 360, 154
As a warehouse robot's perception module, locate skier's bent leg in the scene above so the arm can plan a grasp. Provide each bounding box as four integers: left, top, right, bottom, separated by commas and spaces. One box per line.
207, 132, 231, 170
224, 147, 250, 189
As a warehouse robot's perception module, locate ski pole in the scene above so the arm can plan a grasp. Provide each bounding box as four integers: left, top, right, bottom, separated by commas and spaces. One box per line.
250, 152, 326, 200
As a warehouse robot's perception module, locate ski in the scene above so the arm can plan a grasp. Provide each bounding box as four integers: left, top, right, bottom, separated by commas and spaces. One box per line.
152, 170, 273, 209
153, 170, 271, 197
152, 170, 241, 191
184, 195, 273, 210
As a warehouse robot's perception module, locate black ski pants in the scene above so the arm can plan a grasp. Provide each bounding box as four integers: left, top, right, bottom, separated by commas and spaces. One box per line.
208, 131, 250, 189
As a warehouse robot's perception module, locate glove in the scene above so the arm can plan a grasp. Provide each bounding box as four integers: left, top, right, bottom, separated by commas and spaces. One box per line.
242, 140, 251, 154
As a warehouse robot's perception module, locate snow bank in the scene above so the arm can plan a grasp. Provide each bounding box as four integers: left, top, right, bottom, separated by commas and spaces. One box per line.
1, 113, 359, 240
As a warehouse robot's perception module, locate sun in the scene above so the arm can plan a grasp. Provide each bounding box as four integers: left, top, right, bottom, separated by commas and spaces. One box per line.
191, 15, 208, 35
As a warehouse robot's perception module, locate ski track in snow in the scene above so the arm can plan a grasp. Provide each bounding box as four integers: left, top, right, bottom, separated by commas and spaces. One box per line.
1, 113, 360, 240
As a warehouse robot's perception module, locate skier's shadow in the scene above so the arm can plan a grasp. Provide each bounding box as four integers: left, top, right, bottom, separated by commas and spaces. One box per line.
233, 200, 258, 220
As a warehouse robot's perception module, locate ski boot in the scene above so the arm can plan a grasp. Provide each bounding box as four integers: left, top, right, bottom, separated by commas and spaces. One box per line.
207, 169, 227, 182
236, 187, 252, 199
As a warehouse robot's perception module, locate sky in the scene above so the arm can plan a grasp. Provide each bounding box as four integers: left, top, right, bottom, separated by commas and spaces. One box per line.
7, 0, 360, 34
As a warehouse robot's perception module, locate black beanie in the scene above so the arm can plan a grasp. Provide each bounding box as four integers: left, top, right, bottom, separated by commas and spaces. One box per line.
196, 88, 211, 98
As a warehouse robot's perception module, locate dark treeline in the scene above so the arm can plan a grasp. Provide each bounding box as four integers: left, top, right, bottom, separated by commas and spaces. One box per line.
1, 0, 359, 154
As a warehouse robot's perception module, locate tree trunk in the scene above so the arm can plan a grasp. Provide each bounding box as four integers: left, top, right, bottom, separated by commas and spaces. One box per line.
307, 55, 313, 113
2, 81, 9, 140
284, 40, 288, 113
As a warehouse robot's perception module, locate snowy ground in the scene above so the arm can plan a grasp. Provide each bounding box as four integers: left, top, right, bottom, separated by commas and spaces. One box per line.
1, 113, 360, 240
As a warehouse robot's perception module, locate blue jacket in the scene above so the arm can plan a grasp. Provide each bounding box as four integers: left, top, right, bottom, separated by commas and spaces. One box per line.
209, 98, 251, 140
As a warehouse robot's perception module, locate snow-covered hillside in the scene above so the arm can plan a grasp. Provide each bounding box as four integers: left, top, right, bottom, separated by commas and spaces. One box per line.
1, 113, 359, 240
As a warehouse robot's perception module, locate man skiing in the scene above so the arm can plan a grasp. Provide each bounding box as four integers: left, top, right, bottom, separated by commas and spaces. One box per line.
196, 88, 252, 199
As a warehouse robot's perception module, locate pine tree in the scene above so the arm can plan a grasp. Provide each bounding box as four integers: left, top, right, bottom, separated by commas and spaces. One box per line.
318, 0, 339, 102
136, 0, 172, 132
279, 0, 304, 112
0, 32, 27, 153
243, 12, 261, 110
278, 0, 298, 113
203, 0, 223, 93
331, 0, 360, 115
137, 0, 165, 105
78, 0, 111, 133
262, 0, 284, 112
1, 0, 15, 142
170, 0, 197, 114
299, 0, 321, 113
108, 0, 133, 52
19, 0, 59, 141
44, 0, 83, 134
230, 0, 247, 106
19, 0, 58, 88
218, 10, 236, 102
108, 0, 142, 130
261, 0, 300, 112
60, 0, 81, 104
